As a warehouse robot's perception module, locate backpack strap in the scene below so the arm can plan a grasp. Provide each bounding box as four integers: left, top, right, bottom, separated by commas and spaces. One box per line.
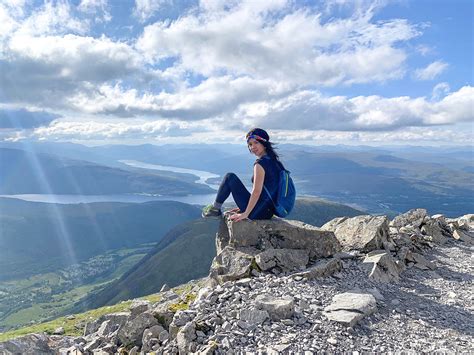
263, 185, 276, 209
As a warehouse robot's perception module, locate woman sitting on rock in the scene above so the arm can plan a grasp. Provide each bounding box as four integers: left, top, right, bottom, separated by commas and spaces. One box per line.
202, 128, 284, 222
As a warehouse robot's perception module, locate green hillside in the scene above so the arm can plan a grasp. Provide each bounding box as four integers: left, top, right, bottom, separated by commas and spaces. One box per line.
0, 198, 202, 281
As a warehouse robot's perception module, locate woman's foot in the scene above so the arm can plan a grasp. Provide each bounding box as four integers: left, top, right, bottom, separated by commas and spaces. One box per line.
202, 205, 222, 218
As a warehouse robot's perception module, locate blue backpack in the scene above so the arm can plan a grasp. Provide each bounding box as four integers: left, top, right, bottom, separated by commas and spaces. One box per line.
263, 164, 296, 218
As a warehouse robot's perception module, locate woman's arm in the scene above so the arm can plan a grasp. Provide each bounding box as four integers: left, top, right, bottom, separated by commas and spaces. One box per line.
231, 164, 265, 222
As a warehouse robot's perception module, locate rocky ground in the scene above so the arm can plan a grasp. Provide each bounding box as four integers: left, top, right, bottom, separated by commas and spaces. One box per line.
0, 210, 472, 354
176, 239, 473, 354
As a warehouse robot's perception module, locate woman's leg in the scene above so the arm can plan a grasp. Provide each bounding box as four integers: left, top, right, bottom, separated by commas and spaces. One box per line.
215, 173, 251, 211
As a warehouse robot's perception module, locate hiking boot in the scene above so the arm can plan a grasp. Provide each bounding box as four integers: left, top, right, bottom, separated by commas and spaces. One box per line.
202, 205, 222, 218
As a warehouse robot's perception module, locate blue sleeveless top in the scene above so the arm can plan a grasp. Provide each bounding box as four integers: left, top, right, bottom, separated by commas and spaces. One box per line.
253, 155, 282, 203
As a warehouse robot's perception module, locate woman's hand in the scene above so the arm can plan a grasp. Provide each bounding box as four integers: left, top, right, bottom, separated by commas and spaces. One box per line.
229, 212, 249, 222
228, 207, 240, 213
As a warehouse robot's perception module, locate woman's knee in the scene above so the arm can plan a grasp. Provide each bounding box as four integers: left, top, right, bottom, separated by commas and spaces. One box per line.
223, 172, 237, 181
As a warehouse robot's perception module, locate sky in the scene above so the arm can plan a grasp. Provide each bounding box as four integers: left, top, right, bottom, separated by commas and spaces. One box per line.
0, 0, 473, 146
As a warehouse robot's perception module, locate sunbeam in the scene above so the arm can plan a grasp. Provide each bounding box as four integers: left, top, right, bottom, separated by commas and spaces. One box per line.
19, 140, 79, 268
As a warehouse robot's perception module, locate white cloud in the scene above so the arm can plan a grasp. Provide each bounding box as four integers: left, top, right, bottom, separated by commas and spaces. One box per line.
134, 0, 168, 23
14, 1, 88, 37
414, 60, 448, 80
415, 44, 434, 56
32, 119, 195, 140
22, 120, 474, 146
78, 0, 111, 22
137, 1, 420, 86
58, 80, 474, 133
65, 76, 288, 118
269, 126, 473, 145
431, 82, 450, 100
2, 34, 143, 106
1, 0, 469, 146
239, 86, 474, 131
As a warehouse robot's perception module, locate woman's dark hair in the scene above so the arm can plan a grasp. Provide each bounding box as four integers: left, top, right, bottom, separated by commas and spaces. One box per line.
246, 127, 281, 162
261, 140, 280, 162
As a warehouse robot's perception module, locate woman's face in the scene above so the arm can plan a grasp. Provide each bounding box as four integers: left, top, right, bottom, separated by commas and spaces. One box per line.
248, 138, 266, 157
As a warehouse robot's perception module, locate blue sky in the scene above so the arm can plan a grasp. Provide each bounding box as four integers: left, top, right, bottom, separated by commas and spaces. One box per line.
0, 0, 472, 145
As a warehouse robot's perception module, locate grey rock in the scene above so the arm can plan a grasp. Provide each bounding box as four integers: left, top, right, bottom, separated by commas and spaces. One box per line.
431, 214, 446, 225
209, 246, 258, 284
218, 216, 341, 258
0, 333, 53, 354
83, 337, 102, 352
324, 292, 377, 327
411, 252, 436, 270
151, 300, 176, 328
421, 219, 447, 244
117, 312, 158, 347
293, 258, 342, 279
239, 308, 269, 326
53, 327, 65, 335
255, 294, 295, 321
160, 283, 170, 292
456, 214, 474, 228
322, 215, 390, 252
177, 321, 197, 354
159, 330, 169, 342
83, 312, 129, 336
452, 229, 474, 244
130, 300, 150, 318
198, 342, 218, 354
255, 248, 309, 272
96, 320, 117, 337
361, 251, 400, 283
142, 325, 166, 352
391, 209, 428, 229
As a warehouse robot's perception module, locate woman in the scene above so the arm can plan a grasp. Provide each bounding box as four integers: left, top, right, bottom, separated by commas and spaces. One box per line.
202, 128, 283, 222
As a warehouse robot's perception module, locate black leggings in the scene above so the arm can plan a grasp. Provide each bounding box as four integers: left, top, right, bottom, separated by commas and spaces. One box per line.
215, 173, 273, 220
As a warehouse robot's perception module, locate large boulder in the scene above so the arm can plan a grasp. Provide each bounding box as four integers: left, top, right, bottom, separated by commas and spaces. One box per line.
421, 219, 448, 244
255, 295, 295, 321
322, 215, 390, 252
0, 333, 54, 354
217, 216, 341, 258
84, 312, 130, 336
209, 246, 258, 284
210, 216, 341, 283
324, 292, 377, 327
361, 251, 401, 283
390, 209, 427, 229
176, 321, 197, 354
117, 312, 159, 347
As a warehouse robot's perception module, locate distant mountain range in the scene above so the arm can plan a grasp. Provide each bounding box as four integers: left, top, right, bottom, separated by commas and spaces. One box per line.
75, 197, 363, 311
1, 141, 471, 216
0, 148, 213, 195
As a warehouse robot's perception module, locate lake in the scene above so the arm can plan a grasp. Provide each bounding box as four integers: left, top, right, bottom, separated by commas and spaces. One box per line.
119, 160, 221, 189
0, 193, 217, 205
1, 160, 220, 206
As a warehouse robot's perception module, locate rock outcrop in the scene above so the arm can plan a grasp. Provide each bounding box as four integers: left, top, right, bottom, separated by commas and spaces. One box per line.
322, 215, 391, 252
1, 209, 472, 354
210, 215, 341, 283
